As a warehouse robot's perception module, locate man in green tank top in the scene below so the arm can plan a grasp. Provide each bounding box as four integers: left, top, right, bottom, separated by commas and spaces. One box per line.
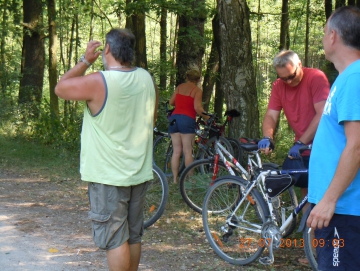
55, 28, 158, 271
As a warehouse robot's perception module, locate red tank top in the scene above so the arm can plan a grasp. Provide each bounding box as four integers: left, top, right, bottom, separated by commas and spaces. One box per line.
172, 85, 197, 119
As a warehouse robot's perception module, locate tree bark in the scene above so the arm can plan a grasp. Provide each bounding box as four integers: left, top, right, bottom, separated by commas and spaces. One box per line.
175, 0, 206, 86
304, 0, 310, 66
279, 0, 290, 51
131, 0, 147, 69
0, 0, 9, 95
18, 0, 45, 118
48, 0, 59, 119
324, 0, 332, 19
202, 16, 219, 112
159, 7, 167, 91
216, 0, 259, 138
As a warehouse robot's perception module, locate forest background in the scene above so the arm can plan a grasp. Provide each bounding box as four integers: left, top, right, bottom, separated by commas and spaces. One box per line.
0, 0, 358, 164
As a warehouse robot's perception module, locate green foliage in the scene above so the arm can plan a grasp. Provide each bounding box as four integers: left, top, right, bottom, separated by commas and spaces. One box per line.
0, 0, 331, 163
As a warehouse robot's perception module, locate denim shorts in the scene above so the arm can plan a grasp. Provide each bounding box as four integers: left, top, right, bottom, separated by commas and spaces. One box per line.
87, 181, 149, 250
315, 213, 360, 270
168, 114, 196, 134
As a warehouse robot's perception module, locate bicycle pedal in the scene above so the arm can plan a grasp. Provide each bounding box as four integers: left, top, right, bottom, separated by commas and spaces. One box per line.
259, 256, 273, 265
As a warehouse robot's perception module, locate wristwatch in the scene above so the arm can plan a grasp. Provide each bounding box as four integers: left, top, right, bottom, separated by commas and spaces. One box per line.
79, 55, 91, 67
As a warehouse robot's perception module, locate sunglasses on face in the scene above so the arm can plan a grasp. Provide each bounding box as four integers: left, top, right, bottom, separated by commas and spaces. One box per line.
278, 66, 298, 81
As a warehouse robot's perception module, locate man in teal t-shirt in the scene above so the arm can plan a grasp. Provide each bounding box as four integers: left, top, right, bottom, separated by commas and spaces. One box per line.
307, 6, 360, 270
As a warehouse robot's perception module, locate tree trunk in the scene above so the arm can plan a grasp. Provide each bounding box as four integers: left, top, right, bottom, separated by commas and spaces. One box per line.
18, 0, 45, 118
0, 0, 9, 96
335, 0, 346, 8
169, 14, 178, 90
131, 0, 147, 69
159, 7, 167, 91
323, 0, 338, 85
324, 0, 332, 19
202, 16, 219, 112
304, 0, 310, 66
48, 0, 59, 119
216, 0, 259, 138
279, 0, 290, 50
175, 0, 206, 86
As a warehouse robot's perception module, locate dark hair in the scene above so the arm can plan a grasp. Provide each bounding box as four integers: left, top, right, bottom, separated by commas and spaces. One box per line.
105, 28, 135, 64
328, 6, 360, 50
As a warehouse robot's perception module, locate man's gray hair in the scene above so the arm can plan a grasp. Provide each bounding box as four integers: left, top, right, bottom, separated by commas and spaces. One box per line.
327, 6, 360, 51
273, 50, 300, 69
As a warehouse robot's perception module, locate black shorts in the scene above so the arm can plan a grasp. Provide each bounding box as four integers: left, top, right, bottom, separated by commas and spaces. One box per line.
168, 114, 196, 134
315, 213, 360, 270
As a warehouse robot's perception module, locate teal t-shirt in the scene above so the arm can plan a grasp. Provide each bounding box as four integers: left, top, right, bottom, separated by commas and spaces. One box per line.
308, 60, 360, 215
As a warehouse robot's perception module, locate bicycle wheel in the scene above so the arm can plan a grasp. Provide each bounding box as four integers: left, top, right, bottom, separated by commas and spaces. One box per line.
202, 176, 270, 265
153, 135, 172, 176
197, 136, 234, 160
261, 163, 298, 238
143, 165, 169, 229
303, 220, 318, 270
179, 158, 235, 214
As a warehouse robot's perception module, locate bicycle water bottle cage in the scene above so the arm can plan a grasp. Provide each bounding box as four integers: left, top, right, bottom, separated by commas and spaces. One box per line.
265, 174, 295, 198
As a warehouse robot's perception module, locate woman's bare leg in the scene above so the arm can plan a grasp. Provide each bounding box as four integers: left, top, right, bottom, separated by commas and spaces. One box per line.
170, 133, 182, 183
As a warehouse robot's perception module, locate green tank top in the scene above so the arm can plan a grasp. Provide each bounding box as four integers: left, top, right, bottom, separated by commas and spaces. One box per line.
80, 68, 155, 186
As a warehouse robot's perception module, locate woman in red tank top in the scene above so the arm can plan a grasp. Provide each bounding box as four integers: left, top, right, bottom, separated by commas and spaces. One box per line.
168, 69, 209, 183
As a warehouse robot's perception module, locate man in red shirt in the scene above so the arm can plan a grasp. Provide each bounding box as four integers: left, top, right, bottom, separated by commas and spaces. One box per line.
258, 50, 330, 198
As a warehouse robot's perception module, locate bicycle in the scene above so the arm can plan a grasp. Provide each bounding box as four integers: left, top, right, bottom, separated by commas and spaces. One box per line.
179, 136, 297, 238
201, 146, 316, 269
153, 104, 238, 177
143, 165, 169, 228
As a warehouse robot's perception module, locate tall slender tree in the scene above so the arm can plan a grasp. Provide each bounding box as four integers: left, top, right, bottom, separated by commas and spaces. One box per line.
18, 0, 45, 118
127, 0, 148, 69
159, 7, 167, 90
279, 0, 290, 50
48, 0, 59, 119
0, 0, 9, 95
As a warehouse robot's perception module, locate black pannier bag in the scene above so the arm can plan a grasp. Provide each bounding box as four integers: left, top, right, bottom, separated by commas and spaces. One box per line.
264, 174, 295, 198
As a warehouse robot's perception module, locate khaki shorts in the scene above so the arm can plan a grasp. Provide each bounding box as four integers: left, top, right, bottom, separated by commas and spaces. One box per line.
87, 181, 149, 250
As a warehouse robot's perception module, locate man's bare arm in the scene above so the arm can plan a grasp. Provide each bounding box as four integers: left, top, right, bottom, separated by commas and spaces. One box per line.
55, 40, 102, 101
262, 109, 280, 139
298, 101, 326, 144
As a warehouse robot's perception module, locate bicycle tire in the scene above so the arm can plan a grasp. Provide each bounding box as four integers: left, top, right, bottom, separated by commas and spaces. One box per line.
153, 135, 172, 176
179, 158, 235, 214
143, 165, 169, 228
202, 176, 270, 265
261, 163, 298, 238
303, 218, 319, 270
197, 136, 234, 160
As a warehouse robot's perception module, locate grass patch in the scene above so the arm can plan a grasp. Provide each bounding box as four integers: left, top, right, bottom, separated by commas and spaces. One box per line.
0, 135, 80, 181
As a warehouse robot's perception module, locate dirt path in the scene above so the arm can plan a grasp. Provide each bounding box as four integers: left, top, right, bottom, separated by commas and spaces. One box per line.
0, 171, 312, 271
